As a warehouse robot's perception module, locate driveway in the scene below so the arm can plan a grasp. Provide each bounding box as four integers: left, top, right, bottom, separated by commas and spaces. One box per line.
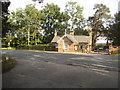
2, 50, 119, 88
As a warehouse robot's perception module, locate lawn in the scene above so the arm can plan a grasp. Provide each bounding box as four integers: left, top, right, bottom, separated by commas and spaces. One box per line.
0, 47, 16, 50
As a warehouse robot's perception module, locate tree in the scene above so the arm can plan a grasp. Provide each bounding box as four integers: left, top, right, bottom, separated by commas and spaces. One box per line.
88, 4, 111, 49
74, 28, 89, 36
24, 4, 43, 45
7, 4, 43, 46
32, 0, 43, 3
1, 0, 11, 37
40, 3, 69, 43
64, 2, 85, 34
107, 12, 120, 46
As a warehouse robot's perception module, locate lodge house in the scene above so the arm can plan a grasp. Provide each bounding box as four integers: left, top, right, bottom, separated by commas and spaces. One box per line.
51, 30, 92, 53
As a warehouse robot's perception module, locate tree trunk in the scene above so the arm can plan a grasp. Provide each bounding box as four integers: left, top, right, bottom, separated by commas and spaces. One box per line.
91, 34, 96, 51
35, 35, 37, 45
8, 40, 12, 47
28, 29, 30, 45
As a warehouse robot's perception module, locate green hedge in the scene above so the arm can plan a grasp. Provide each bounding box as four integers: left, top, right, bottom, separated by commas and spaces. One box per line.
16, 44, 57, 51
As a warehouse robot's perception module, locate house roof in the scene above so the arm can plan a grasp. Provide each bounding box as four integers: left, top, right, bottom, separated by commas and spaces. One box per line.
65, 34, 78, 43
74, 36, 91, 43
51, 36, 61, 43
51, 34, 92, 44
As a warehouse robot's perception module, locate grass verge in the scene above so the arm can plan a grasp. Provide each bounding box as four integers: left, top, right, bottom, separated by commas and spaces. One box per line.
0, 47, 16, 50
2, 56, 16, 73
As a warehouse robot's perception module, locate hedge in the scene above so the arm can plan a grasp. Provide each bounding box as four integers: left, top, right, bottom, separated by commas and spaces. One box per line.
16, 44, 57, 51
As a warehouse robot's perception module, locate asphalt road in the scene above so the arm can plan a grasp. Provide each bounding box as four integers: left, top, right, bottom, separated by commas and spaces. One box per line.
2, 50, 119, 88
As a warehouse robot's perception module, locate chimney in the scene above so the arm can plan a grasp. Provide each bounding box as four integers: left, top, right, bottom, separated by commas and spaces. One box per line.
65, 29, 67, 36
70, 29, 74, 35
54, 30, 57, 37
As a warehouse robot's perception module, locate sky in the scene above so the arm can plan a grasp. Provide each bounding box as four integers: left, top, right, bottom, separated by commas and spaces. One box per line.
8, 0, 119, 19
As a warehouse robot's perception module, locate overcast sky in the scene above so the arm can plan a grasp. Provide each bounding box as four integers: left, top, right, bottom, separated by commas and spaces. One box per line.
8, 0, 119, 19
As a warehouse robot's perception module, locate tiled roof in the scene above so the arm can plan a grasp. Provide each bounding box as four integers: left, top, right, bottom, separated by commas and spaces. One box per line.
51, 34, 92, 43
74, 36, 92, 43
65, 34, 78, 43
51, 36, 61, 43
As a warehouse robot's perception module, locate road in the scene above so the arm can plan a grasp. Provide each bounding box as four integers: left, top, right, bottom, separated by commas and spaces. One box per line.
2, 50, 119, 88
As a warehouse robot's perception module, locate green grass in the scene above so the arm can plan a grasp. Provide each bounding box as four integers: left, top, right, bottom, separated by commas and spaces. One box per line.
112, 50, 120, 55
0, 47, 16, 50
112, 52, 120, 55
2, 56, 16, 73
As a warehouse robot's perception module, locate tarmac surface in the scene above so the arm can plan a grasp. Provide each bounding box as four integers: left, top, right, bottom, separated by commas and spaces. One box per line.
2, 50, 119, 88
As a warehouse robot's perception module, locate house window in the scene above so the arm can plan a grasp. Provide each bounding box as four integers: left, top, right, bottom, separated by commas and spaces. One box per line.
55, 44, 58, 48
74, 45, 77, 50
64, 42, 68, 50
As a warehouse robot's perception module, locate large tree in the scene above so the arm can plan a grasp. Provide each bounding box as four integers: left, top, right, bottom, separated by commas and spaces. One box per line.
88, 4, 111, 49
1, 0, 11, 37
106, 12, 120, 46
7, 4, 43, 46
64, 2, 86, 34
41, 3, 69, 43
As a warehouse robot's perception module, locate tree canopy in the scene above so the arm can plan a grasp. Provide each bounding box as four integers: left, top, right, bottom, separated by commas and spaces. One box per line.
64, 2, 87, 35
88, 4, 111, 49
106, 12, 120, 46
1, 0, 11, 37
41, 3, 70, 43
6, 4, 43, 46
2, 1, 119, 49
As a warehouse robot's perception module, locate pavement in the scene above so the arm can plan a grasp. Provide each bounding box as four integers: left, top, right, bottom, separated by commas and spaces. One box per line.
2, 50, 119, 88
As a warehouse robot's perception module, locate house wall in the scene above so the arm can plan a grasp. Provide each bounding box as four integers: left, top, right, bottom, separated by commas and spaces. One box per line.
58, 38, 75, 52
67, 44, 74, 52
74, 45, 81, 52
74, 43, 92, 53
58, 39, 64, 52
57, 38, 92, 53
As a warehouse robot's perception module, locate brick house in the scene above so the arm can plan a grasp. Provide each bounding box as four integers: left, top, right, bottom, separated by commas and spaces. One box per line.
51, 30, 92, 53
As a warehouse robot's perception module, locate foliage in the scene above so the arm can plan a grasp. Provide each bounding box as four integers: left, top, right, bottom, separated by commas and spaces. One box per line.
74, 28, 89, 36
106, 12, 120, 46
88, 4, 111, 49
64, 2, 87, 35
1, 0, 11, 37
41, 3, 70, 43
6, 4, 43, 47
